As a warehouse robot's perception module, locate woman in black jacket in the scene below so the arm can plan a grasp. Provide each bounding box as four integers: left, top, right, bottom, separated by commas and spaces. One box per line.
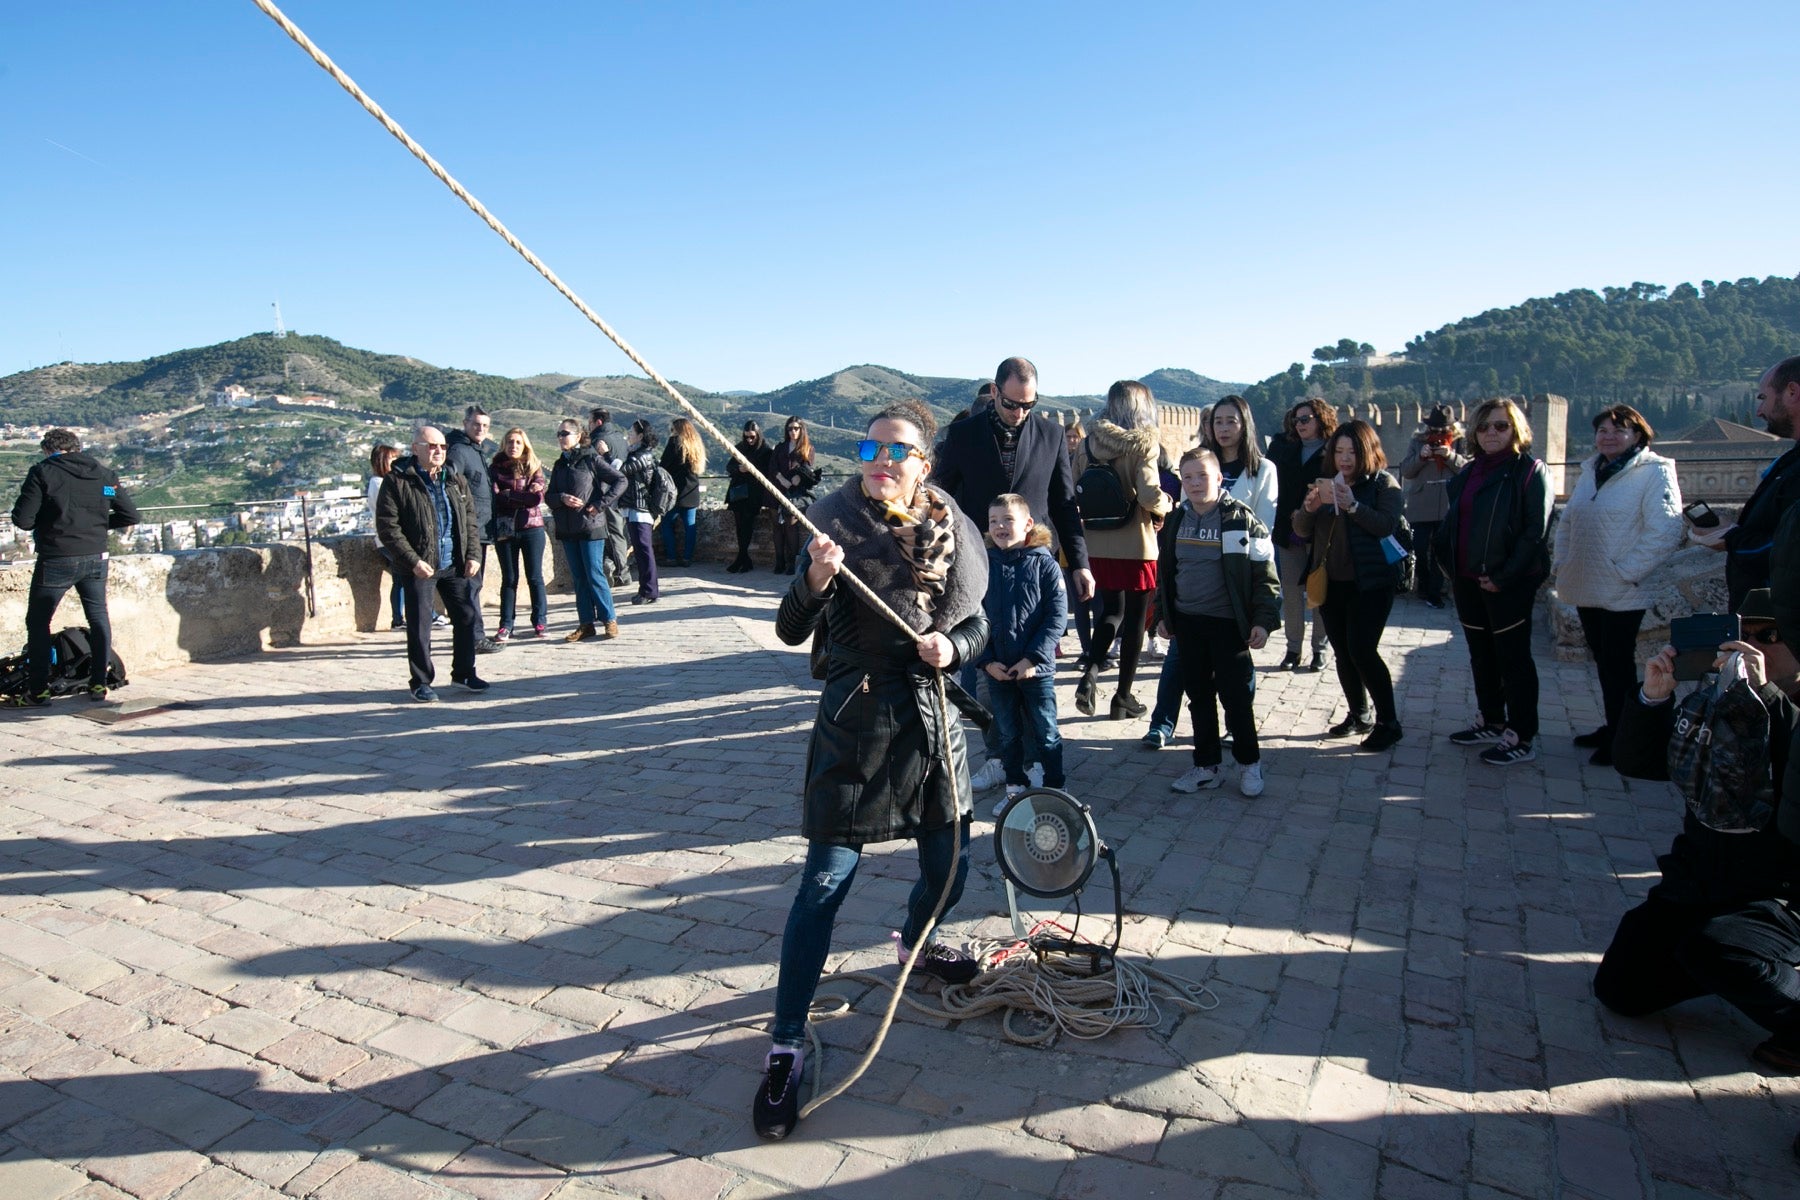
547, 419, 626, 642
754, 400, 989, 1141
1292, 420, 1407, 752
770, 416, 820, 574
1266, 400, 1336, 672
726, 420, 775, 572
1433, 398, 1554, 766
659, 417, 705, 567
618, 420, 661, 605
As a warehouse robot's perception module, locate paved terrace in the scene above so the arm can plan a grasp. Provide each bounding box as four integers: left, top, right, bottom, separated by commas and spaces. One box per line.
1, 567, 1796, 1200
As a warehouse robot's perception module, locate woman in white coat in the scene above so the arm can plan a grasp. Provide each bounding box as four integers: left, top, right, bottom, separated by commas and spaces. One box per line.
1552, 405, 1684, 765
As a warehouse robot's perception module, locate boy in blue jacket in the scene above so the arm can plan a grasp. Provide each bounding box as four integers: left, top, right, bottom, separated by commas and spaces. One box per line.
979, 494, 1068, 816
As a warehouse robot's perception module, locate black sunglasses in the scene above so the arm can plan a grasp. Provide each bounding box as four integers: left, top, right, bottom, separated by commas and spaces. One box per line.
857, 440, 925, 464
999, 397, 1037, 412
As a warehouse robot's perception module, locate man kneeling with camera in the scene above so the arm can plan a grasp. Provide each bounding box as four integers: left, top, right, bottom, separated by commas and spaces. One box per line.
1595, 588, 1800, 1072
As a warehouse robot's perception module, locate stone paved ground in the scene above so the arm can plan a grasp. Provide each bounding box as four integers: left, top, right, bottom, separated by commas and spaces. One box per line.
1, 565, 1796, 1200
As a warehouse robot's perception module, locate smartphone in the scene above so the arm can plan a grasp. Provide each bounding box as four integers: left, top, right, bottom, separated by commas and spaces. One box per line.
1682, 501, 1720, 529
1670, 612, 1740, 681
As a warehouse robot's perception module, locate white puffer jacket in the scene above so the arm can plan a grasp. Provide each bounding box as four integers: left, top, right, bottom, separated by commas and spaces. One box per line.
1552, 449, 1684, 611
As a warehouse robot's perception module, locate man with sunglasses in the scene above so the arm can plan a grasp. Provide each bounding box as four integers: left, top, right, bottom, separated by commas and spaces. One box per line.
933, 357, 1091, 788
375, 425, 489, 702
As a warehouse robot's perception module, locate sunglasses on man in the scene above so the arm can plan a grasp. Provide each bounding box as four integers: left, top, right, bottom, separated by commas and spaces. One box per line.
857, 440, 927, 464
999, 396, 1036, 413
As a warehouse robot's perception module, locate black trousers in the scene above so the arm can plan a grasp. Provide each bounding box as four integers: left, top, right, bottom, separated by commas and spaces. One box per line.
1412, 521, 1444, 601
1088, 588, 1151, 696
1577, 606, 1645, 736
25, 554, 111, 693
1452, 575, 1541, 740
731, 505, 764, 568
1318, 579, 1397, 726
1172, 611, 1258, 767
402, 569, 478, 689
1594, 896, 1800, 1042
467, 542, 489, 641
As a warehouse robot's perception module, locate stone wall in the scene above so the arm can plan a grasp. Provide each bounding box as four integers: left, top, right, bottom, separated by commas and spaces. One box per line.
0, 506, 781, 675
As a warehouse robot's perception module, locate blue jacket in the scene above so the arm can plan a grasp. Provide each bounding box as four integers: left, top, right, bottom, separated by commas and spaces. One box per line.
976, 530, 1066, 670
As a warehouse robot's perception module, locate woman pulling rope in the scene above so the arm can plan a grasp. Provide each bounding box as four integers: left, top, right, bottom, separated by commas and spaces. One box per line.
756, 400, 989, 1140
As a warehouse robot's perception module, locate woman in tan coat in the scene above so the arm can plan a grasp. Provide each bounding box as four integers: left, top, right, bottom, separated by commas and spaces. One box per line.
1073, 380, 1173, 718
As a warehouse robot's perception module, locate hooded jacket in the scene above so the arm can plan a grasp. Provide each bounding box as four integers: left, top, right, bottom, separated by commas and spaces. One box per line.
975, 525, 1066, 671
1072, 419, 1174, 562
11, 451, 141, 557
444, 429, 495, 539
547, 446, 626, 541
375, 455, 480, 575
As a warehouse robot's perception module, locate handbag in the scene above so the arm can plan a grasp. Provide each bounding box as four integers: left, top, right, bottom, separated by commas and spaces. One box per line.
1305, 520, 1335, 607
726, 478, 754, 507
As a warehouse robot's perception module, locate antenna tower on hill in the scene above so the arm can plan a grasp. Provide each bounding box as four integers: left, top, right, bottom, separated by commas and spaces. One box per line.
272, 300, 288, 340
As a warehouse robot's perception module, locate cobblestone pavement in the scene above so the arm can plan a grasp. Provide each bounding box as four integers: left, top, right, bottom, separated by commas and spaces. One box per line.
2, 565, 1796, 1200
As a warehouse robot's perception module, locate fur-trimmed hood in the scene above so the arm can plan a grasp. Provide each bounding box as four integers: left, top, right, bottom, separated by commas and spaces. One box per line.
805, 476, 987, 635
1085, 419, 1162, 464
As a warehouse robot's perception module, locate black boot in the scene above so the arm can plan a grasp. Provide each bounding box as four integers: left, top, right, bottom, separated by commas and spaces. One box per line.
1074, 664, 1099, 717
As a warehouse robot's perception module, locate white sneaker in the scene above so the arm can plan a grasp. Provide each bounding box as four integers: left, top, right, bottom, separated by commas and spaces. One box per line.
1170, 766, 1221, 793
1027, 762, 1044, 788
993, 784, 1025, 818
969, 758, 1006, 792
1240, 763, 1265, 797
1143, 636, 1164, 661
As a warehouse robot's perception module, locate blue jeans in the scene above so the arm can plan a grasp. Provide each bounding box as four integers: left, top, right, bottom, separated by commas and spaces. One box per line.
661, 507, 697, 562
560, 537, 616, 626
986, 673, 1064, 787
771, 820, 972, 1046
377, 545, 407, 623
1146, 639, 1184, 740
497, 527, 548, 630
25, 554, 111, 693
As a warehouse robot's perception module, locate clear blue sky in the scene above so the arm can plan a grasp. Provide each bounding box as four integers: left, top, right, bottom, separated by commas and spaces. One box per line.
3, 1, 1796, 396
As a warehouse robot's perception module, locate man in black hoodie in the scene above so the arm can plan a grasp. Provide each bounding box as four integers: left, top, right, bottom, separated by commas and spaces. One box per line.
9, 429, 140, 705
444, 406, 503, 653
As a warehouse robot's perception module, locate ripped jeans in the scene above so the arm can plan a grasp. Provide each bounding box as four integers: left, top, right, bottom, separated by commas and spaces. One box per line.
770, 818, 971, 1046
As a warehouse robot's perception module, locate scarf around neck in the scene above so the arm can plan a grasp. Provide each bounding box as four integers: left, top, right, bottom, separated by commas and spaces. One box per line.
805, 476, 986, 635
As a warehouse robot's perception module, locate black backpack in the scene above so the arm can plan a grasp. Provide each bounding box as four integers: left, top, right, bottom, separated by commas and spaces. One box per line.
646, 465, 679, 520
1668, 664, 1773, 832
44, 628, 129, 696
1075, 437, 1137, 531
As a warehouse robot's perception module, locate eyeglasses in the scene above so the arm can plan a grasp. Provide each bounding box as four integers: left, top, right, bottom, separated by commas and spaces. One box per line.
416, 443, 447, 453
1293, 413, 1317, 425
857, 439, 926, 464
556, 430, 576, 439
1476, 421, 1511, 433
999, 397, 1037, 412
1745, 625, 1783, 646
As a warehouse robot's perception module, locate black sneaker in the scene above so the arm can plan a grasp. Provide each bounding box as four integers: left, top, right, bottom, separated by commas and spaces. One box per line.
84, 684, 108, 701
1448, 722, 1505, 747
753, 1048, 803, 1140
1479, 732, 1537, 765
1572, 726, 1609, 748
454, 676, 491, 693
475, 637, 505, 654
5, 690, 51, 709
410, 685, 439, 703
905, 940, 979, 986
1328, 713, 1374, 737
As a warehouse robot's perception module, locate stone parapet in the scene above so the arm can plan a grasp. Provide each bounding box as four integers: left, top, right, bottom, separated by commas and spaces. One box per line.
0, 506, 779, 673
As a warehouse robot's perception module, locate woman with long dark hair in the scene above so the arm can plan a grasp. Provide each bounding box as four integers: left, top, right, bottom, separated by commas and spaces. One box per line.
1553, 404, 1684, 764
1071, 380, 1173, 720
619, 419, 662, 605
1267, 399, 1337, 671
659, 417, 705, 567
771, 416, 820, 574
754, 399, 988, 1141
488, 427, 548, 639
727, 420, 774, 572
1434, 398, 1554, 765
1292, 419, 1407, 752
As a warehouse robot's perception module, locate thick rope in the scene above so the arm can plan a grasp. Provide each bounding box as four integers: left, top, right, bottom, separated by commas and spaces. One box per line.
248, 0, 915, 643
249, 0, 964, 1122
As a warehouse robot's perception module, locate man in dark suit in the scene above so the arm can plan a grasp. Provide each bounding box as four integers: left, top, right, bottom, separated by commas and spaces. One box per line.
934, 357, 1093, 602
1693, 355, 1800, 609
933, 357, 1092, 791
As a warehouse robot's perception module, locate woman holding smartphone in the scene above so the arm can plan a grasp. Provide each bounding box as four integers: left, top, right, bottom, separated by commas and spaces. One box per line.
1552, 405, 1683, 764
